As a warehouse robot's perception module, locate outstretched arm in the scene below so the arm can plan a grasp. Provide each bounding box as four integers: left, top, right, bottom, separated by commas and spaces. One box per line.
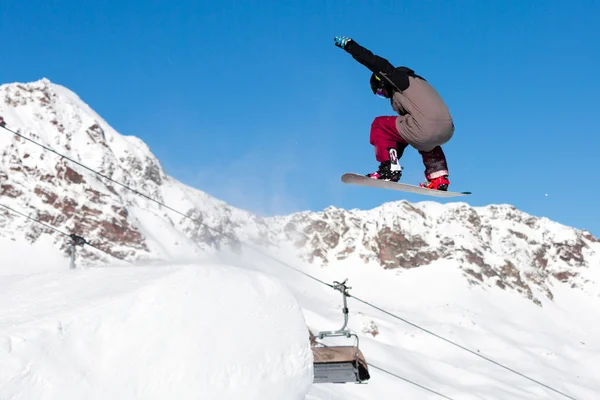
334, 36, 413, 91
334, 36, 394, 75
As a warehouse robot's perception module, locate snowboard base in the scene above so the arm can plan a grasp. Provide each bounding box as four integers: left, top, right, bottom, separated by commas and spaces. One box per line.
341, 173, 471, 198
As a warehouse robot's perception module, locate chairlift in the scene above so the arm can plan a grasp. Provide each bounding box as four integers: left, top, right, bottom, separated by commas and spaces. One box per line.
311, 279, 370, 384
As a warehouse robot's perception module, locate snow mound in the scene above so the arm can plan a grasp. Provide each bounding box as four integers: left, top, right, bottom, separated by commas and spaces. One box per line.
0, 264, 313, 400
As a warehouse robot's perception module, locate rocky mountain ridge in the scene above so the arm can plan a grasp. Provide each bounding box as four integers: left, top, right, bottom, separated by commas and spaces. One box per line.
267, 201, 600, 305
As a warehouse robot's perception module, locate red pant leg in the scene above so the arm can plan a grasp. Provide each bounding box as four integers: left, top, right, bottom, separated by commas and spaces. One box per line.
369, 116, 407, 162
419, 146, 449, 179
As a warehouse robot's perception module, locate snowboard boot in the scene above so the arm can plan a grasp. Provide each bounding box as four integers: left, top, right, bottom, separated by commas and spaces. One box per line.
366, 148, 402, 182
420, 175, 450, 191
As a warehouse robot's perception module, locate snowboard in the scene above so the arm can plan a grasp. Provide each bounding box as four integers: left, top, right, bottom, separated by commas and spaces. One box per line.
341, 173, 471, 198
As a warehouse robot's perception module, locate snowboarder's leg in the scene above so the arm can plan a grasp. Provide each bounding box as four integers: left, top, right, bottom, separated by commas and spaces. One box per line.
367, 116, 405, 181
418, 146, 450, 190
369, 116, 406, 162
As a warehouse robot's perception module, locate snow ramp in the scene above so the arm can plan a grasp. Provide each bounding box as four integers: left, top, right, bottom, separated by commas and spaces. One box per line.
0, 264, 314, 400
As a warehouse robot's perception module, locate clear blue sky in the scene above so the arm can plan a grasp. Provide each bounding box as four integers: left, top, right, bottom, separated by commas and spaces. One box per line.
1, 0, 599, 236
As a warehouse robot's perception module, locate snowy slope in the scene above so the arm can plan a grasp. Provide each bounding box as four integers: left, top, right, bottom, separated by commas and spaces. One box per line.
0, 263, 313, 400
1, 78, 600, 399
223, 247, 600, 400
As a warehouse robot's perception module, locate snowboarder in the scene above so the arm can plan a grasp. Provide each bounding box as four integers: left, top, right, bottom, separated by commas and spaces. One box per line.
333, 36, 454, 191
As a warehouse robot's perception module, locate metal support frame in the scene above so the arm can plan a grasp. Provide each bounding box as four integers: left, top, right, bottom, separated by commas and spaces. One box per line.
317, 279, 355, 340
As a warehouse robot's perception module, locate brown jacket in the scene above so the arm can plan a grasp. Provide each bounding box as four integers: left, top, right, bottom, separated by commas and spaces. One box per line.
391, 76, 454, 152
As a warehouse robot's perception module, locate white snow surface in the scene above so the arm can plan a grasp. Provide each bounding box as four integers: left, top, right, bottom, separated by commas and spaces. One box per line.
1, 79, 599, 399
0, 263, 313, 400
224, 249, 600, 400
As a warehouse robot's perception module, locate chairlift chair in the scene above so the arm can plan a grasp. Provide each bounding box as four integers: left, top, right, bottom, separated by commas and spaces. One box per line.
311, 279, 370, 384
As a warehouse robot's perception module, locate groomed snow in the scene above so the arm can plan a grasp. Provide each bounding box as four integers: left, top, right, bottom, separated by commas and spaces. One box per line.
0, 263, 314, 400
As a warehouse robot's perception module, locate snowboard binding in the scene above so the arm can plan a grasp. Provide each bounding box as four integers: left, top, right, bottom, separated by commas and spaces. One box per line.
366, 148, 403, 182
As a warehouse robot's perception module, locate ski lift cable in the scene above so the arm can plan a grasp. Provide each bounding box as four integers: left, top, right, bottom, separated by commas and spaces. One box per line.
347, 294, 577, 400
0, 201, 131, 264
0, 122, 578, 400
316, 338, 455, 399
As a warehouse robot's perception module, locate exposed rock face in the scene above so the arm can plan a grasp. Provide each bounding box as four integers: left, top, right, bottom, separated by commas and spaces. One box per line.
1, 79, 598, 306
266, 203, 599, 306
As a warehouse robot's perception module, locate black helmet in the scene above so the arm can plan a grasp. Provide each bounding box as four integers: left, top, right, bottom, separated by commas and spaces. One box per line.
369, 73, 390, 98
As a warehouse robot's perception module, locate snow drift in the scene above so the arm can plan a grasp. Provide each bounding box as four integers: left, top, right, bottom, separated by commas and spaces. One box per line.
0, 263, 314, 400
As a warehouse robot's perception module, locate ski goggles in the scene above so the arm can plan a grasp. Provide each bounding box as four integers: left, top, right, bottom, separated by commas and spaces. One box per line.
375, 87, 388, 98
372, 75, 388, 98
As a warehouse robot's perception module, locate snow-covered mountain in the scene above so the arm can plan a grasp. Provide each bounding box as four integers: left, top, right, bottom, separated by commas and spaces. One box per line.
0, 78, 274, 266
1, 79, 599, 399
1, 79, 598, 302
